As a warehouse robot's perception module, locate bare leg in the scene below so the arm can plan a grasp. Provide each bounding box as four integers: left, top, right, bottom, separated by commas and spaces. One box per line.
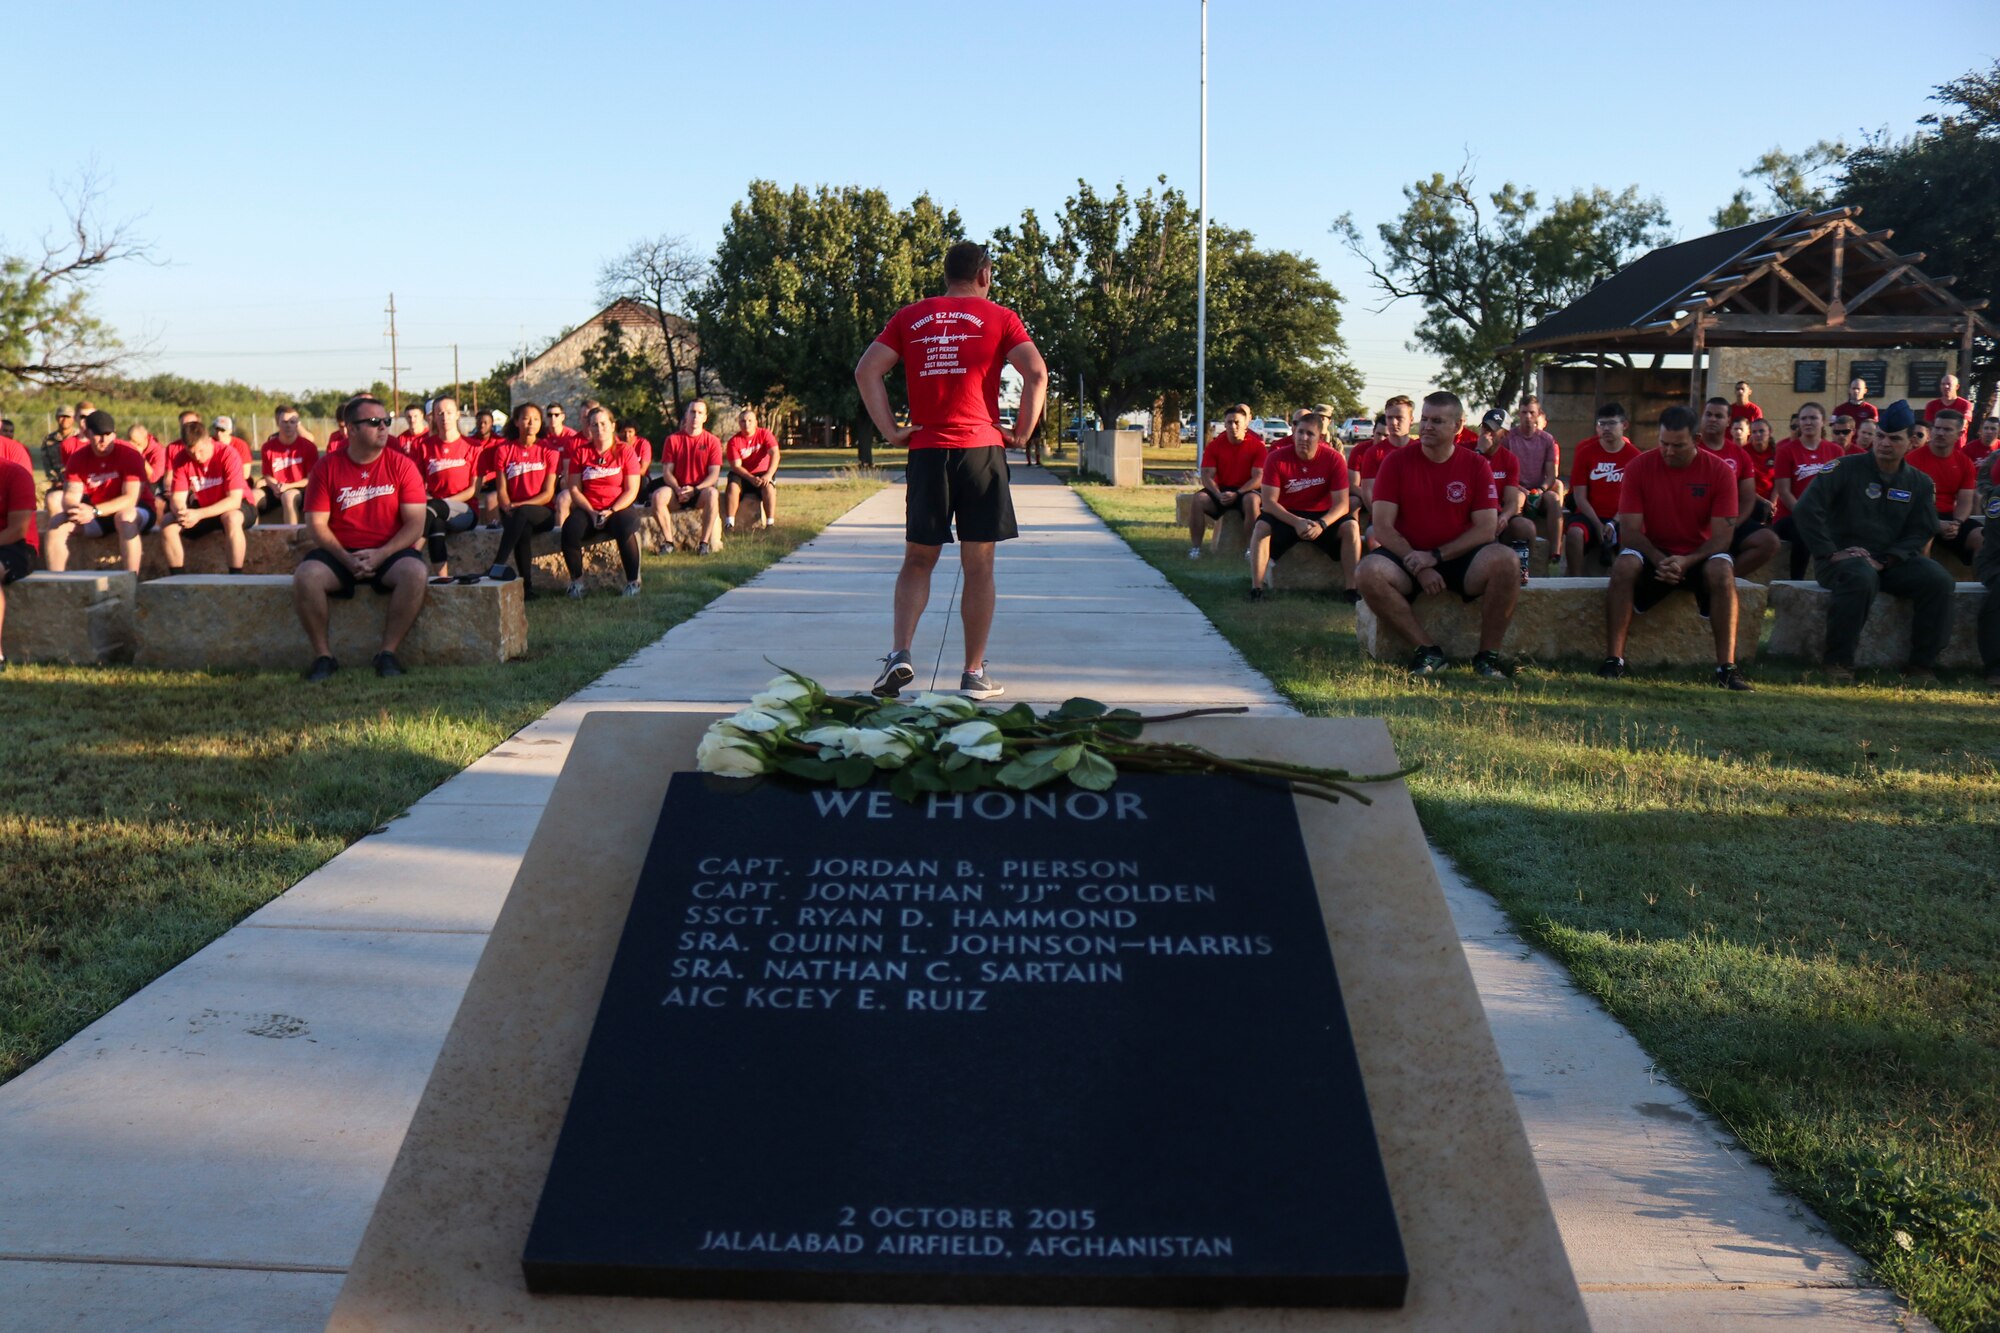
115, 512, 145, 573
1564, 526, 1586, 577
224, 509, 246, 568
958, 540, 996, 672
1707, 558, 1738, 664
891, 542, 941, 653
1337, 518, 1362, 586
724, 480, 743, 526
1355, 554, 1434, 646
700, 488, 722, 549
43, 518, 72, 572
292, 563, 338, 659
1605, 552, 1640, 657
1466, 546, 1520, 652
1250, 521, 1273, 589
1189, 496, 1209, 549
378, 559, 428, 653
650, 490, 673, 550
1734, 527, 1779, 579
759, 480, 776, 525
281, 489, 303, 524
160, 520, 186, 568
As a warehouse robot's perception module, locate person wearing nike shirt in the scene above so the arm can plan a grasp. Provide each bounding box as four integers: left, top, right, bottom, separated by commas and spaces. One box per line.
1695, 397, 1779, 578
1249, 413, 1359, 601
1354, 391, 1517, 678
293, 395, 431, 681
160, 425, 250, 574
1601, 405, 1751, 690
43, 410, 154, 573
1772, 402, 1844, 579
1909, 406, 1981, 565
1564, 404, 1634, 575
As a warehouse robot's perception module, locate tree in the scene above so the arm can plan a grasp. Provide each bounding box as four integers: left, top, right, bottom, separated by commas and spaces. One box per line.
1710, 140, 1850, 228
697, 182, 963, 464
1204, 226, 1364, 421
580, 320, 670, 441
1837, 60, 2000, 415
1336, 167, 1670, 409
597, 234, 712, 423
1, 176, 148, 389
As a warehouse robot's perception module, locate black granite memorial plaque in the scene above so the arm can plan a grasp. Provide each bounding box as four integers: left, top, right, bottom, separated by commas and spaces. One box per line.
523, 772, 1407, 1307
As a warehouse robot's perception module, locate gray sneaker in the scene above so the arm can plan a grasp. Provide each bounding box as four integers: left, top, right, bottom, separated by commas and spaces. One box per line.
960, 667, 1004, 700
872, 650, 915, 697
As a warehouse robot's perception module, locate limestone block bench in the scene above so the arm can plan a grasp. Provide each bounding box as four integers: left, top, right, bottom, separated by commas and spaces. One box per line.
1765, 580, 1986, 669
1356, 575, 1767, 665
62, 523, 309, 577
1175, 492, 1255, 556
133, 575, 527, 671
449, 511, 713, 589
4, 571, 137, 664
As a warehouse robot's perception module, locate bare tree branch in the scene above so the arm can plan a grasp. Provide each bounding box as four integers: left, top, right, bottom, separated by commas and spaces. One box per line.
1, 170, 152, 387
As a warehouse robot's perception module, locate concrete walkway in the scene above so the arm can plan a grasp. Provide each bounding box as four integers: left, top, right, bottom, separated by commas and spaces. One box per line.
0, 467, 1921, 1329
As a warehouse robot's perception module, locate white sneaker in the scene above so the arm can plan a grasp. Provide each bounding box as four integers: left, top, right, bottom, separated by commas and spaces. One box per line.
1188, 546, 1202, 559
724, 517, 735, 529
623, 580, 642, 597
567, 581, 586, 599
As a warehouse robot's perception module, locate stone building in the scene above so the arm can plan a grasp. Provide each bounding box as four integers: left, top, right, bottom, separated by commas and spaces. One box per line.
507, 299, 706, 419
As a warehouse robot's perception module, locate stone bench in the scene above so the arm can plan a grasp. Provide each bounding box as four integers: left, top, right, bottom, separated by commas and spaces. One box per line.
132, 575, 527, 671
1356, 576, 1767, 665
3, 571, 137, 664
1741, 542, 1971, 585
1765, 580, 1986, 669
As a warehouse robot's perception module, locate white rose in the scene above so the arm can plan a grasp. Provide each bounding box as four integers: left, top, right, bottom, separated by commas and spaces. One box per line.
728, 706, 797, 734
844, 728, 915, 764
799, 725, 858, 749
911, 692, 979, 718
751, 676, 815, 709
696, 730, 768, 777
941, 720, 1004, 761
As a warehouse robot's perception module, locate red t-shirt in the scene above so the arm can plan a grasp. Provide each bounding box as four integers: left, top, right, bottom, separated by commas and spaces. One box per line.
220, 436, 253, 470
1698, 438, 1758, 492
1906, 446, 1976, 515
0, 435, 29, 475
567, 442, 642, 510
328, 428, 348, 452
390, 429, 429, 458
1453, 426, 1479, 446
263, 436, 319, 486
1259, 445, 1349, 516
1372, 444, 1498, 550
664, 430, 724, 486
1619, 447, 1739, 556
1, 459, 40, 550
136, 436, 170, 484
487, 441, 561, 506
415, 436, 480, 501
727, 427, 779, 475
1477, 443, 1521, 496
873, 296, 1033, 449
1568, 439, 1634, 518
302, 447, 427, 550
65, 441, 153, 509
1742, 446, 1777, 500
1925, 396, 1973, 424
170, 445, 246, 509
1727, 403, 1763, 424
1203, 434, 1267, 491
1772, 438, 1844, 516
1831, 401, 1878, 423
1355, 437, 1411, 481
1966, 436, 1997, 464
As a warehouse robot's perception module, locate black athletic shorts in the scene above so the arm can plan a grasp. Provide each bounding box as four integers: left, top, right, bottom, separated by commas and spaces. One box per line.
1631, 554, 1727, 616
80, 506, 156, 537
298, 545, 425, 598
1935, 517, 1983, 563
1263, 511, 1353, 560
176, 513, 245, 541
1194, 489, 1256, 517
905, 445, 1017, 545
1397, 545, 1493, 602
0, 541, 31, 584
1728, 512, 1766, 558
637, 475, 668, 499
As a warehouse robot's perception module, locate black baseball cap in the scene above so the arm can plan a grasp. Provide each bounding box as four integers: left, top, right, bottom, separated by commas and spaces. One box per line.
84, 409, 116, 435
1481, 409, 1507, 429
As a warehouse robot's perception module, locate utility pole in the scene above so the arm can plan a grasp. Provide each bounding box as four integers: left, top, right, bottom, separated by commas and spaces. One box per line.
1194, 0, 1209, 473
452, 343, 461, 406
384, 292, 404, 412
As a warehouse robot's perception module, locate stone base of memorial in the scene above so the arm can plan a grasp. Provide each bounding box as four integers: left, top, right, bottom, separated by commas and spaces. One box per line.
327, 713, 1585, 1329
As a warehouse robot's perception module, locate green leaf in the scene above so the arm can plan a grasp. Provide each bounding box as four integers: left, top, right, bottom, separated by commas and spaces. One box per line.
1019, 746, 1067, 768
1055, 698, 1108, 720
1051, 744, 1085, 773
832, 756, 876, 788
1070, 750, 1118, 791
991, 703, 1038, 732
907, 760, 950, 793
996, 757, 1066, 790
940, 751, 972, 773
775, 756, 842, 781
944, 762, 988, 792
1098, 715, 1144, 739
889, 767, 920, 802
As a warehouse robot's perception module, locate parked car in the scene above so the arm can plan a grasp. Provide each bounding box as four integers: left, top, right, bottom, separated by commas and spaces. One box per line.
1253, 417, 1291, 441
1340, 417, 1375, 443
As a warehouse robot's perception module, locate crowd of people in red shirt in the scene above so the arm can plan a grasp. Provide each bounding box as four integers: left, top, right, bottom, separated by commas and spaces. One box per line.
0, 392, 786, 677
1188, 375, 1998, 688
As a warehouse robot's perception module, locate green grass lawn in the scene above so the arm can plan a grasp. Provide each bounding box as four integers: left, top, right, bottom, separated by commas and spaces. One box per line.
0, 481, 881, 1088
1075, 482, 2000, 1333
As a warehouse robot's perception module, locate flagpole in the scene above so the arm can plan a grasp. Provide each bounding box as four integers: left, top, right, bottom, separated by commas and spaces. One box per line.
1194, 0, 1209, 471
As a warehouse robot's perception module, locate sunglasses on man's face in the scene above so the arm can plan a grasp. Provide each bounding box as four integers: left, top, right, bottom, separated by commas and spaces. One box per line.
354, 416, 394, 429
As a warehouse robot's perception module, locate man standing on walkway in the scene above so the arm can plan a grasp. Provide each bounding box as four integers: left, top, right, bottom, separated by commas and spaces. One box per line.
1792, 401, 1949, 684
1353, 391, 1517, 679
855, 240, 1048, 699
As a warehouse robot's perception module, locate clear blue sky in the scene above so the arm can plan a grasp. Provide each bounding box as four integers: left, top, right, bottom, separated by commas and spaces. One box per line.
4, 0, 1989, 411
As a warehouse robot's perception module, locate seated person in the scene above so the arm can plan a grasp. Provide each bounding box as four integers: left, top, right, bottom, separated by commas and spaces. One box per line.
1189, 404, 1265, 558
1473, 409, 1535, 559
655, 400, 725, 555
1249, 412, 1357, 601
42, 411, 155, 574
1601, 405, 1751, 689
1971, 415, 1998, 466
1351, 395, 1416, 547
1564, 404, 1632, 574
0, 454, 41, 670
1977, 486, 2000, 688
1352, 391, 1517, 678
160, 426, 252, 574
562, 405, 647, 596
292, 396, 431, 681
724, 405, 782, 531
259, 405, 319, 523
1791, 400, 1950, 683
1504, 397, 1566, 556
481, 404, 563, 593
414, 396, 481, 581
1696, 396, 1780, 578
1910, 407, 1982, 566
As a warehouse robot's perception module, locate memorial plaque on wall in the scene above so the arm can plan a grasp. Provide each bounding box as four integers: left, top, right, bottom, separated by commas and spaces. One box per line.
523, 772, 1407, 1308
